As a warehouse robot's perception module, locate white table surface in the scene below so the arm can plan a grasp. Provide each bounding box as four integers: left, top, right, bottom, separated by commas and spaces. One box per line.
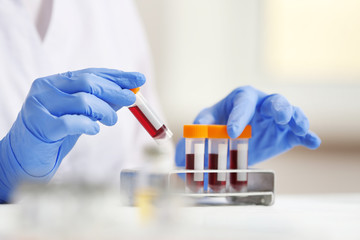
1, 194, 359, 240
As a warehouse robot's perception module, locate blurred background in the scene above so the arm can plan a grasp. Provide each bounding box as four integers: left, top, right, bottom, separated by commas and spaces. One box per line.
133, 0, 360, 194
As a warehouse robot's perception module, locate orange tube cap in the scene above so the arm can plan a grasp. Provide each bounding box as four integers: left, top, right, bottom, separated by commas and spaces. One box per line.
130, 87, 140, 94
183, 125, 208, 138
207, 125, 229, 139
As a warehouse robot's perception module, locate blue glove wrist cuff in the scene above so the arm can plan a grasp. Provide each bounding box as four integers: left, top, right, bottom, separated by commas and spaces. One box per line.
0, 115, 63, 202
10, 114, 63, 178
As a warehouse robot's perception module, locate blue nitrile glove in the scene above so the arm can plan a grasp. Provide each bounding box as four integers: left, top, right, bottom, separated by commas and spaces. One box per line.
0, 68, 145, 202
176, 86, 321, 168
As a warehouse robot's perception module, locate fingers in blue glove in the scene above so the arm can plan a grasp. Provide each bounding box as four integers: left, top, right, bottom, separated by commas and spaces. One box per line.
31, 114, 101, 142
23, 68, 146, 142
226, 89, 259, 138
193, 108, 217, 125
260, 94, 293, 125
260, 95, 310, 136
53, 115, 100, 139
258, 93, 320, 150
23, 96, 101, 141
60, 73, 135, 106
31, 83, 118, 126
288, 107, 310, 136
194, 86, 266, 139
47, 71, 144, 109
68, 68, 146, 89
288, 130, 321, 149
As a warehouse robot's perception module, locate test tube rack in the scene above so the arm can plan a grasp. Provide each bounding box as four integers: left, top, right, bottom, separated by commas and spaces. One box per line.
120, 169, 275, 206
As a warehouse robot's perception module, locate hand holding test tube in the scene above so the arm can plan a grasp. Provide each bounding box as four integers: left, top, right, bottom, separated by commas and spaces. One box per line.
176, 86, 321, 168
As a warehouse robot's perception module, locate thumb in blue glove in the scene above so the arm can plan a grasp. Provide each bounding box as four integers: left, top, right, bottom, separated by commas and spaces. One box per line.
0, 68, 145, 202
176, 86, 321, 167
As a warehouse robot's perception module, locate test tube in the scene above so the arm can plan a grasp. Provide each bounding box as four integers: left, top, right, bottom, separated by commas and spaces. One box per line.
207, 125, 229, 193
229, 125, 251, 192
129, 88, 172, 144
184, 125, 207, 193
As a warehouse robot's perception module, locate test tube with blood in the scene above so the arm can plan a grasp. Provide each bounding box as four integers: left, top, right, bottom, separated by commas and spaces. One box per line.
129, 88, 173, 143
183, 125, 207, 193
229, 125, 252, 192
207, 125, 229, 193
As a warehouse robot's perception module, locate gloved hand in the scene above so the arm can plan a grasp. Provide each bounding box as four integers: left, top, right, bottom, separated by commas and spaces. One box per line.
0, 68, 145, 202
176, 86, 321, 167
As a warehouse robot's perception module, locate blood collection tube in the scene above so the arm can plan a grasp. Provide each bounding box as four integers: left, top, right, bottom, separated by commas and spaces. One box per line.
184, 125, 207, 193
229, 125, 251, 192
129, 88, 173, 144
207, 125, 229, 193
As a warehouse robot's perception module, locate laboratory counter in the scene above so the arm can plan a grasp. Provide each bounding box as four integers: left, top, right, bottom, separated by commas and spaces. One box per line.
0, 194, 359, 240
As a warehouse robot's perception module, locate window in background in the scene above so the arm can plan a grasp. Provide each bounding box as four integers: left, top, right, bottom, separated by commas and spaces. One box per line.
263, 0, 360, 84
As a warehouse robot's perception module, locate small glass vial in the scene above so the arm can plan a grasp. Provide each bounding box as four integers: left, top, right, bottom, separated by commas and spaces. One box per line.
207, 125, 229, 193
184, 125, 208, 193
129, 88, 173, 144
229, 125, 252, 193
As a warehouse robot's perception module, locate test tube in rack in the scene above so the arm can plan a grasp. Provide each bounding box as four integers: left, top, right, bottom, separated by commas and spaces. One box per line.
229, 125, 251, 192
184, 125, 207, 193
207, 125, 229, 193
129, 88, 172, 144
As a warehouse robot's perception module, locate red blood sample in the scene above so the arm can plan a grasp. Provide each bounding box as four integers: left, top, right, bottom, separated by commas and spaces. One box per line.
185, 153, 204, 192
229, 150, 248, 191
129, 106, 168, 139
208, 153, 226, 192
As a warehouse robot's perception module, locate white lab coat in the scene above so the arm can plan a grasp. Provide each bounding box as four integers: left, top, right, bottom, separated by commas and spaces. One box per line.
0, 0, 172, 185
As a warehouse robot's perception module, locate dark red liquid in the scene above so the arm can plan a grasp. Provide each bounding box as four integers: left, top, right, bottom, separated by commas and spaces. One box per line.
185, 154, 204, 192
129, 106, 168, 139
208, 154, 226, 192
229, 150, 248, 191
